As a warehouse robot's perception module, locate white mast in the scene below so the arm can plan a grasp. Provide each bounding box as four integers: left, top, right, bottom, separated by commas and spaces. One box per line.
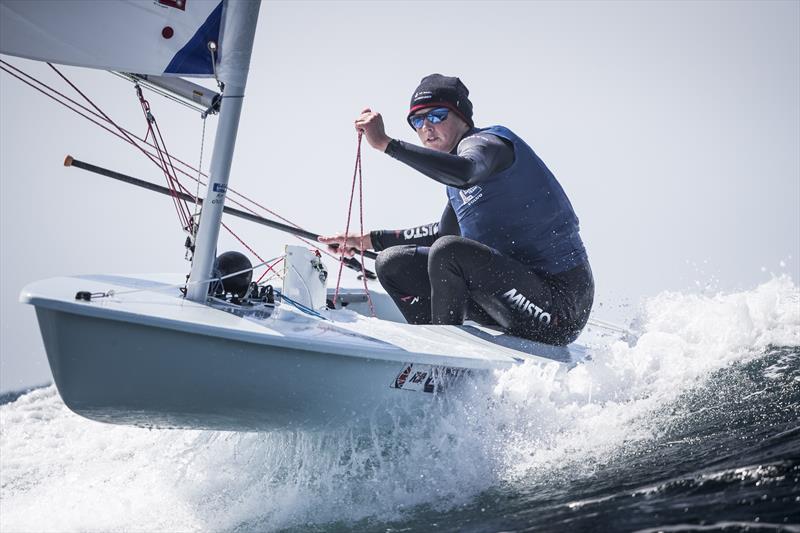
186, 0, 260, 302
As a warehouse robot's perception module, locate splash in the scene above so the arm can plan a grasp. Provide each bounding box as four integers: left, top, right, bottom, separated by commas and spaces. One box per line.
1, 277, 797, 532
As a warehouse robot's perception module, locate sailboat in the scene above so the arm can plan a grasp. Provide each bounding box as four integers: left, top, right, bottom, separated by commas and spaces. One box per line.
2, 0, 593, 432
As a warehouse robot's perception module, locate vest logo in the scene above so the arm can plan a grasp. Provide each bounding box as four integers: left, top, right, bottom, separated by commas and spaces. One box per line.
403, 223, 439, 240
502, 288, 552, 325
458, 185, 483, 207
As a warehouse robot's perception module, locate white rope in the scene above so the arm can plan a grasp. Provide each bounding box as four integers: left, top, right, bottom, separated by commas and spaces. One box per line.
186, 113, 208, 261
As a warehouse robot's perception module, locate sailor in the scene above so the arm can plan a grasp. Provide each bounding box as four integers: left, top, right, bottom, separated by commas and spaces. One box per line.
320, 74, 594, 346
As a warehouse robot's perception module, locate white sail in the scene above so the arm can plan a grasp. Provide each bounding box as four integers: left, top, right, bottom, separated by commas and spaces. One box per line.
0, 0, 226, 78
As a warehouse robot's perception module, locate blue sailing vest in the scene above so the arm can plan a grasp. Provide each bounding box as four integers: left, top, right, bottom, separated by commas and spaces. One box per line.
446, 126, 587, 274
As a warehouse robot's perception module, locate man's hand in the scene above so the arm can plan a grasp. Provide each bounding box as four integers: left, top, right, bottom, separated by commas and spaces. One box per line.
318, 232, 374, 258
355, 108, 391, 152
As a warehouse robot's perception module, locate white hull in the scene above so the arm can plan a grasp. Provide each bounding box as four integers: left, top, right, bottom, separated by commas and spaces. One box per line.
21, 274, 584, 431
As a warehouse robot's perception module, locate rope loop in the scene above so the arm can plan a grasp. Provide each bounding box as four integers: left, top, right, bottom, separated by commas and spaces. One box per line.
332, 132, 375, 316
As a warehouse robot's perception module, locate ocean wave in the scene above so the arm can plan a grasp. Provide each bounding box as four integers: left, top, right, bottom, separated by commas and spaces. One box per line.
1, 277, 797, 532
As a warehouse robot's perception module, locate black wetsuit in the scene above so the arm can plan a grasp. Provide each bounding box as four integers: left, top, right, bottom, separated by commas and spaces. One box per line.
370, 127, 593, 346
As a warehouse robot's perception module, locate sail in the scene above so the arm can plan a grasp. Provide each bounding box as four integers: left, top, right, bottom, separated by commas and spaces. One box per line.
0, 0, 225, 78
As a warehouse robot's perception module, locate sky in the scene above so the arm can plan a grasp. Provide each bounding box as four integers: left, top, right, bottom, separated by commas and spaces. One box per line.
1, 0, 798, 392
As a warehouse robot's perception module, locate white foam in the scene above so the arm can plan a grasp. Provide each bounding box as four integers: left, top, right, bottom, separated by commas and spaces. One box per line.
1, 276, 797, 532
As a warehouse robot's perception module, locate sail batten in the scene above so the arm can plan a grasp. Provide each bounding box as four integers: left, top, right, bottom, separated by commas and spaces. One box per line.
0, 0, 229, 79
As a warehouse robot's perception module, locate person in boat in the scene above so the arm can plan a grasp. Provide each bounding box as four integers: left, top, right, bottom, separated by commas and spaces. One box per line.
319, 74, 593, 346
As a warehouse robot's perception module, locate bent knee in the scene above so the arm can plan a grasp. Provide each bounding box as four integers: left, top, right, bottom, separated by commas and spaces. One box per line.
427, 236, 491, 273
375, 245, 418, 283
428, 236, 470, 263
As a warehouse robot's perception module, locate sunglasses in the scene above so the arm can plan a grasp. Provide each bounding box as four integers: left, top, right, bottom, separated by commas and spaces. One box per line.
408, 107, 449, 129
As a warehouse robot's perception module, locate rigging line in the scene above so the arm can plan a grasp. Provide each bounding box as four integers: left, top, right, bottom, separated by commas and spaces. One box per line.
221, 220, 266, 265
332, 134, 360, 307
2, 61, 288, 223
28, 63, 198, 208
160, 164, 342, 265
48, 63, 144, 157
136, 84, 194, 233
256, 257, 284, 284
188, 114, 209, 257
195, 116, 208, 209
273, 289, 326, 320
1, 60, 127, 128
0, 61, 304, 232
294, 235, 343, 263
332, 132, 375, 315
0, 64, 185, 191
158, 167, 345, 265
1, 61, 349, 263
1, 60, 209, 196
0, 64, 147, 147
2, 60, 109, 122
50, 62, 200, 237
48, 61, 191, 226
133, 82, 194, 228
135, 83, 192, 230
355, 135, 375, 316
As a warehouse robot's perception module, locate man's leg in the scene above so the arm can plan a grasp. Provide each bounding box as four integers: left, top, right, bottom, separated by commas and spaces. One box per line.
374, 245, 432, 324
427, 236, 587, 345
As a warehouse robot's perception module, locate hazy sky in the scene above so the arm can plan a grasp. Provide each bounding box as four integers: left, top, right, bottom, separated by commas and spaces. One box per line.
1, 1, 798, 392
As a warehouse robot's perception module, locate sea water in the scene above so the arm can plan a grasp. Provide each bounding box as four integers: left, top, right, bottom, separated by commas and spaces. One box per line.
1, 276, 798, 532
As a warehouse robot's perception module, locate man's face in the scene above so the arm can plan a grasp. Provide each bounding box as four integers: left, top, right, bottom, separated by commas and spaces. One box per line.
411, 107, 469, 153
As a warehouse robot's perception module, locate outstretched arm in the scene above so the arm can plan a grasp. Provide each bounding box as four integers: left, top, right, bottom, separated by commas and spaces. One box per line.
385, 132, 514, 189
354, 107, 513, 189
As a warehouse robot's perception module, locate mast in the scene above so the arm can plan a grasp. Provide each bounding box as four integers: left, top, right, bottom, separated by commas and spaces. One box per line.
186, 0, 261, 302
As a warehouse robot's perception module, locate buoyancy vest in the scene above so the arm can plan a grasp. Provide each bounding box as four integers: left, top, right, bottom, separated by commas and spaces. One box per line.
446, 126, 587, 274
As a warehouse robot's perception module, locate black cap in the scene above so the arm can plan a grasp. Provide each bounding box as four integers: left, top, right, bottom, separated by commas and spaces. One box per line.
408, 74, 473, 129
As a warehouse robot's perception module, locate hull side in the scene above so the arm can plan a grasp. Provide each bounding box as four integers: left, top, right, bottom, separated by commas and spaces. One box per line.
36, 308, 450, 432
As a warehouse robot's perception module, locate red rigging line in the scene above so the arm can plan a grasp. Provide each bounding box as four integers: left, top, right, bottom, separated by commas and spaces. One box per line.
49, 61, 194, 231
221, 220, 265, 264
0, 60, 304, 232
4, 59, 211, 206
332, 133, 375, 316
1, 60, 353, 269
134, 82, 194, 232
256, 256, 284, 284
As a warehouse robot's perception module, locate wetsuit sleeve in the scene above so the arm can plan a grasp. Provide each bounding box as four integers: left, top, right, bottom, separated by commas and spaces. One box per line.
370, 204, 458, 251
384, 132, 514, 189
438, 202, 459, 237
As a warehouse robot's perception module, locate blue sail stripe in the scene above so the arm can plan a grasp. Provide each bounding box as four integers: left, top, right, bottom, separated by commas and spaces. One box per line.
164, 1, 223, 75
